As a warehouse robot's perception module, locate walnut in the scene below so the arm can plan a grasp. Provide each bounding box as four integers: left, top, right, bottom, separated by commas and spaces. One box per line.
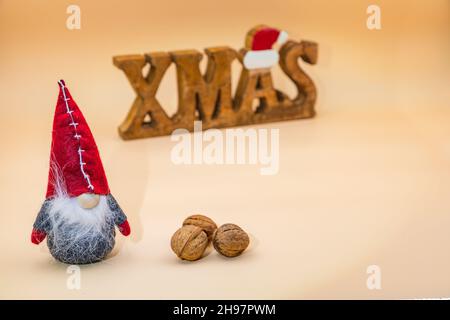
182, 214, 217, 240
213, 224, 250, 257
170, 225, 208, 261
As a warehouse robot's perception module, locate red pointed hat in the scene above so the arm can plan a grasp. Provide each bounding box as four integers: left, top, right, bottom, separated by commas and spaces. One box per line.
46, 80, 109, 198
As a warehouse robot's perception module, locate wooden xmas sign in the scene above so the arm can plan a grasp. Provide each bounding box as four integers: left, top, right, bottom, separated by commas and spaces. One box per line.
113, 26, 318, 140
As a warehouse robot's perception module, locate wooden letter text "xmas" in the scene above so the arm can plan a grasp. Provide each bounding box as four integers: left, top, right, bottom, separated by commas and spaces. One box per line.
113, 40, 318, 139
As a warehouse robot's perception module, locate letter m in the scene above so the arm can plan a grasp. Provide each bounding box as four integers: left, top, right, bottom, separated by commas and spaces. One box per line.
170, 47, 236, 130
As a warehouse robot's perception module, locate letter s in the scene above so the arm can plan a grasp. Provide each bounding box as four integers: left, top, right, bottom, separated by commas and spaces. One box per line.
279, 41, 318, 117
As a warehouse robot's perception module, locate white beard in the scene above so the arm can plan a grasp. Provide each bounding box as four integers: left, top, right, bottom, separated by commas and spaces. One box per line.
48, 194, 110, 231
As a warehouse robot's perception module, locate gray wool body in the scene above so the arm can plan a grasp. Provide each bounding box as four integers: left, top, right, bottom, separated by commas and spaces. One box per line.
33, 194, 127, 264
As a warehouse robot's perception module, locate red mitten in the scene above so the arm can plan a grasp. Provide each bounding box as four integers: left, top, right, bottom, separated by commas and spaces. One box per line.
118, 220, 131, 236
31, 229, 46, 244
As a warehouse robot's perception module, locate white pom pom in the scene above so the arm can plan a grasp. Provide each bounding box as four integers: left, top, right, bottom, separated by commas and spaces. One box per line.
277, 30, 288, 45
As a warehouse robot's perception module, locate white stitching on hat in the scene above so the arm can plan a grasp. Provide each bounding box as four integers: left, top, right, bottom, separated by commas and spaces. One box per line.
58, 80, 94, 191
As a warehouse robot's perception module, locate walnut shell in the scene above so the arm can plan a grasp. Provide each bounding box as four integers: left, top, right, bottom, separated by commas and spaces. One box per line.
183, 214, 217, 240
213, 224, 250, 257
171, 225, 208, 261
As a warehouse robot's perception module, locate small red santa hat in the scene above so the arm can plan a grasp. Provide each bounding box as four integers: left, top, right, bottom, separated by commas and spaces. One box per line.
46, 80, 109, 198
243, 26, 288, 70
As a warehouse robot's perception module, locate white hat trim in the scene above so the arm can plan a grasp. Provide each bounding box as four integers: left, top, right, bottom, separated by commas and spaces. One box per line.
243, 49, 279, 70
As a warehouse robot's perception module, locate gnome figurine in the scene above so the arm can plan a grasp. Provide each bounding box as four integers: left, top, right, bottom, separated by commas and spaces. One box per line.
31, 80, 131, 264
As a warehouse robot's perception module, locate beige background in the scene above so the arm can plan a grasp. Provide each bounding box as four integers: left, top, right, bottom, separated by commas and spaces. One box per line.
0, 0, 449, 299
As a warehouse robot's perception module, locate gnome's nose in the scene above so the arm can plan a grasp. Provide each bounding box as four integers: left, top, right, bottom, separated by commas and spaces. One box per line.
77, 193, 100, 209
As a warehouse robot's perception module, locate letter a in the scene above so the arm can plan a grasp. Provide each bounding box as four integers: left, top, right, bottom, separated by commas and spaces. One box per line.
366, 265, 382, 290
66, 5, 81, 30
366, 5, 381, 30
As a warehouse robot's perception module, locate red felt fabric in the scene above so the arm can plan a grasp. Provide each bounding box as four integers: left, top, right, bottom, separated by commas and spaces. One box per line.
118, 220, 131, 236
46, 80, 109, 198
251, 28, 281, 51
31, 229, 46, 244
